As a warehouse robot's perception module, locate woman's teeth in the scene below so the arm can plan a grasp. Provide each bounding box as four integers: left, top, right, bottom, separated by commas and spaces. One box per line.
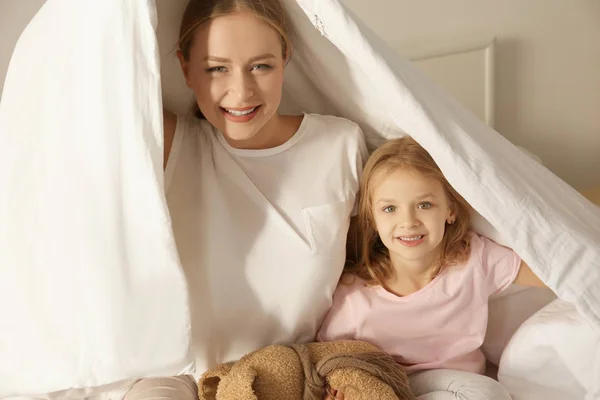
400, 235, 424, 241
225, 107, 257, 116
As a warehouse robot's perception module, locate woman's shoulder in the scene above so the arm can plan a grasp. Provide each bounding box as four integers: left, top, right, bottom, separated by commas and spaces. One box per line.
301, 113, 367, 156
304, 113, 363, 134
163, 110, 212, 168
165, 110, 212, 136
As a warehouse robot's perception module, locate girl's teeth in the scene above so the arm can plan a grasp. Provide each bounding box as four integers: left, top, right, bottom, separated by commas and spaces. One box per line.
400, 235, 423, 241
226, 107, 256, 116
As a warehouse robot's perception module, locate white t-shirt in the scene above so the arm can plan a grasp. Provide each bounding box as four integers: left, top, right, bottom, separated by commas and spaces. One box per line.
165, 113, 368, 375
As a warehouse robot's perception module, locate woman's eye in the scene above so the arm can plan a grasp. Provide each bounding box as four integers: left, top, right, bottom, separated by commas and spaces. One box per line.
418, 202, 432, 210
206, 66, 227, 73
252, 64, 272, 71
383, 205, 396, 213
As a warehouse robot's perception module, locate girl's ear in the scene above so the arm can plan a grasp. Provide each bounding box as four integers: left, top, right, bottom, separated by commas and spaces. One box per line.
447, 208, 457, 225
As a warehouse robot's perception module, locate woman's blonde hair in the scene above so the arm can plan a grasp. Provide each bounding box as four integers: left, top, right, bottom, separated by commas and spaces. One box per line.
178, 0, 291, 62
348, 137, 472, 286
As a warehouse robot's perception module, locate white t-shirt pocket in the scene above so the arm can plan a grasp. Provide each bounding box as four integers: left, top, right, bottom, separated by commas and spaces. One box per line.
302, 200, 353, 256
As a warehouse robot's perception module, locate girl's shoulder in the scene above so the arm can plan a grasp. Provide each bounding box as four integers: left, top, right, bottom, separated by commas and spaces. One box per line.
462, 231, 520, 271
467, 231, 511, 254
459, 231, 494, 263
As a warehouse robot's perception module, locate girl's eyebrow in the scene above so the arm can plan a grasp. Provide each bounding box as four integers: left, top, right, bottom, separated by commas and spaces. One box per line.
375, 198, 396, 204
375, 193, 436, 204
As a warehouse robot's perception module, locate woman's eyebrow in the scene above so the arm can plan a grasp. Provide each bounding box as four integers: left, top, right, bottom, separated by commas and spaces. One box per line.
203, 53, 276, 63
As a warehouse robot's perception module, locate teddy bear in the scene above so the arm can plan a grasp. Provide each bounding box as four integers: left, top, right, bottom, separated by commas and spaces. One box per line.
198, 340, 416, 400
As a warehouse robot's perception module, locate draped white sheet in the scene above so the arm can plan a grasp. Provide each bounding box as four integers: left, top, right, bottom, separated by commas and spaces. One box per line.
0, 0, 193, 397
1, 0, 599, 396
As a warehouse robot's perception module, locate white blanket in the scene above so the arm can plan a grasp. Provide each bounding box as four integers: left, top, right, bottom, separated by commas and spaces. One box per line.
1, 0, 599, 396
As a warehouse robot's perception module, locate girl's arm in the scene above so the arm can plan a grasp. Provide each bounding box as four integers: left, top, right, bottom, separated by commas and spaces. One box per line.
514, 261, 547, 288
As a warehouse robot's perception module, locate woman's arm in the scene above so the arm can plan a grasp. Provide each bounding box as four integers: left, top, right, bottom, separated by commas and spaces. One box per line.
163, 109, 177, 170
514, 261, 547, 288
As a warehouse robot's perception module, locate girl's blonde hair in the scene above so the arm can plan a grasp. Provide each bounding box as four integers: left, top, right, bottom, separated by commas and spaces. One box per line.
348, 137, 472, 285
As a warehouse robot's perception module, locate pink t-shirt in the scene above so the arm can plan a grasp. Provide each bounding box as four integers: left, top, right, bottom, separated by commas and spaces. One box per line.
317, 233, 521, 375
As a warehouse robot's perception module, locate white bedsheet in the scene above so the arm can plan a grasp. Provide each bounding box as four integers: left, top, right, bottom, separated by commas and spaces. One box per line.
1, 0, 599, 396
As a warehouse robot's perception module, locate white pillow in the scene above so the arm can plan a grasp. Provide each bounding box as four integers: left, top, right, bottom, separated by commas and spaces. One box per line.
483, 285, 556, 366
498, 299, 600, 399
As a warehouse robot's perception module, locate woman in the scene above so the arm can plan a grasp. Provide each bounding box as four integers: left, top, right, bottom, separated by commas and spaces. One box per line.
126, 0, 367, 397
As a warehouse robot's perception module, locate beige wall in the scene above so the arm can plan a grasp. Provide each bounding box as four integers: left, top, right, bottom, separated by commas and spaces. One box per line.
2, 0, 599, 189
342, 0, 600, 190
0, 0, 45, 93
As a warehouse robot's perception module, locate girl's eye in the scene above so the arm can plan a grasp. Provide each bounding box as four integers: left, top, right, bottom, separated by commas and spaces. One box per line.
206, 66, 227, 73
418, 202, 432, 210
383, 205, 396, 213
252, 64, 272, 71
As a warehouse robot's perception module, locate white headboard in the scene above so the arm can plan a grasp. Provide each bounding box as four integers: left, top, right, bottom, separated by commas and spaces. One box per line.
407, 39, 496, 128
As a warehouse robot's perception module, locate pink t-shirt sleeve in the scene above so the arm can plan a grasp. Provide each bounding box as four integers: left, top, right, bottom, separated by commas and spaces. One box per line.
476, 234, 522, 295
317, 282, 357, 342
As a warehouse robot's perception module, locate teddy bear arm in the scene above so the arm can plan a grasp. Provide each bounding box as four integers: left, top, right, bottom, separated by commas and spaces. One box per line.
213, 366, 259, 400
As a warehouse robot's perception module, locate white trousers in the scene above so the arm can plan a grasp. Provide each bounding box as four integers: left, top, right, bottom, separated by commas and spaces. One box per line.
410, 369, 511, 400
4, 376, 197, 400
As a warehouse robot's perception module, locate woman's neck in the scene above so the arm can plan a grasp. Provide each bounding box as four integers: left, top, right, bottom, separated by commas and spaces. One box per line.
225, 113, 302, 150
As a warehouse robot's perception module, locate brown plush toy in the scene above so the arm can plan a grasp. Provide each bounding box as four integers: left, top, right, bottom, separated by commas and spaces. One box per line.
198, 340, 416, 400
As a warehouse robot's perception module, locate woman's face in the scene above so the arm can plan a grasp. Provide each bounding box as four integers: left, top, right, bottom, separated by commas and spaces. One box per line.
178, 12, 286, 148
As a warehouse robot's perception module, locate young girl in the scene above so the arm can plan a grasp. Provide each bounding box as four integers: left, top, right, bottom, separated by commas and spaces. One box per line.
318, 137, 546, 400
125, 0, 367, 398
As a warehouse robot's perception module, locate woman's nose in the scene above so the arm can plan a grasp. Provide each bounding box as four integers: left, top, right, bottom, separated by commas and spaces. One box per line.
229, 71, 255, 101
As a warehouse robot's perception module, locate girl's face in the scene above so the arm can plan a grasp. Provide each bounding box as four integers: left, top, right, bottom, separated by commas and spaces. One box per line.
178, 12, 286, 148
370, 168, 455, 273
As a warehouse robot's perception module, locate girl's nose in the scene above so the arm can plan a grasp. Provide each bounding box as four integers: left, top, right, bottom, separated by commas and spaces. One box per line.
398, 208, 420, 229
